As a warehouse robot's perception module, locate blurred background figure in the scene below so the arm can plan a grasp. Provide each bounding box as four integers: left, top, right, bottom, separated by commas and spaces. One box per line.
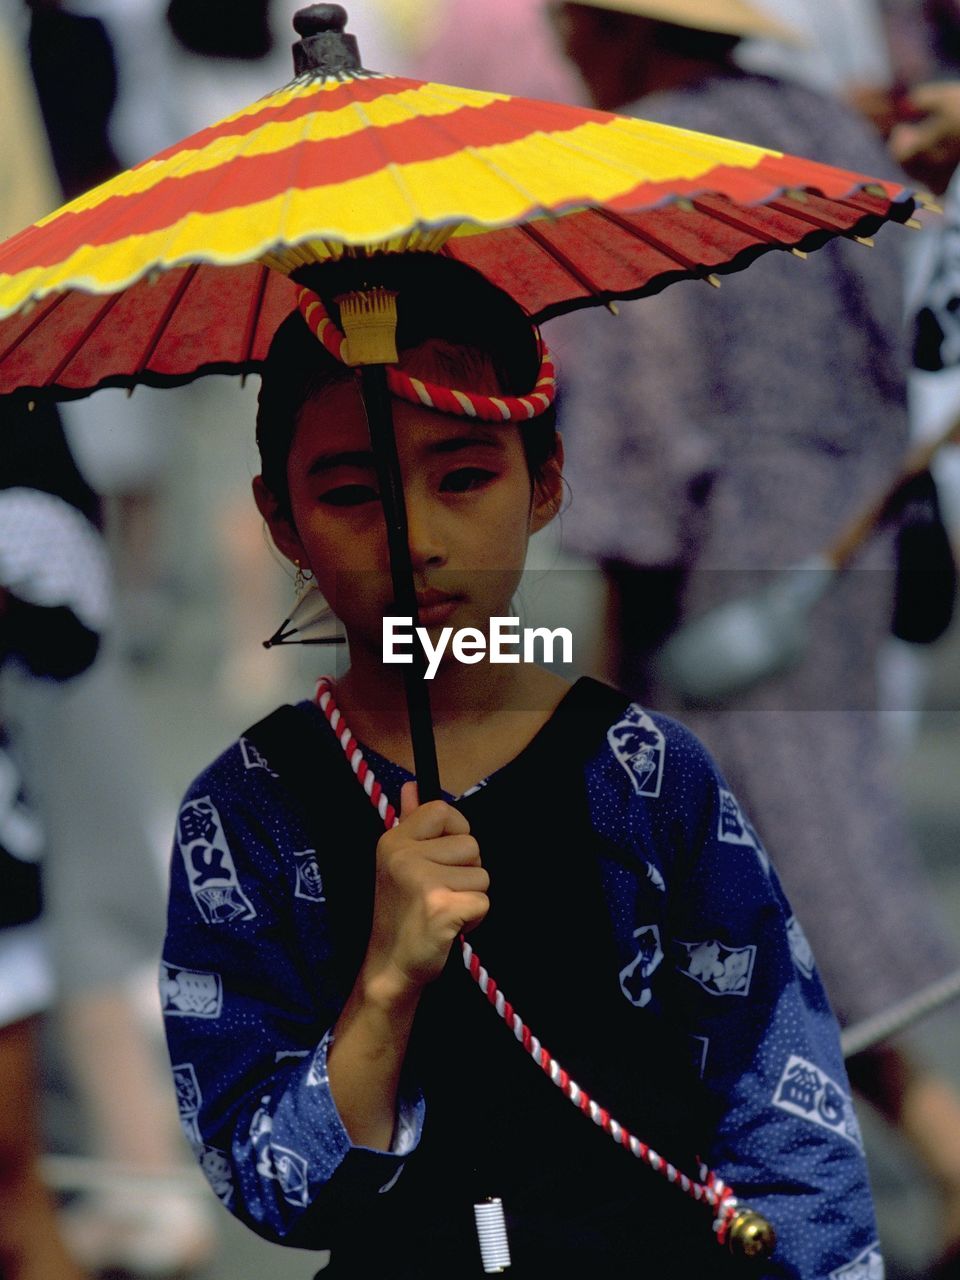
853, 0, 960, 750
1, 5, 217, 1275
736, 0, 892, 93
0, 14, 91, 1278
0, 402, 105, 1280
0, 12, 89, 1280
412, 0, 582, 101
551, 0, 960, 1271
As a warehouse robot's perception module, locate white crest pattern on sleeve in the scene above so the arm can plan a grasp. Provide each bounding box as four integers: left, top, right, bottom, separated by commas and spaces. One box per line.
607, 706, 665, 797
786, 916, 816, 979
618, 924, 664, 1007
240, 736, 279, 776
160, 961, 223, 1018
251, 1097, 311, 1208
293, 848, 325, 902
773, 1055, 863, 1150
645, 861, 667, 893
177, 796, 257, 925
717, 786, 769, 872
172, 1061, 203, 1148
675, 939, 756, 997
197, 1145, 234, 1205
829, 1241, 884, 1280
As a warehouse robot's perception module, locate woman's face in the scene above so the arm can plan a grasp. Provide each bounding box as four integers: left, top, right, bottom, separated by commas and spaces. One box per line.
257, 375, 562, 662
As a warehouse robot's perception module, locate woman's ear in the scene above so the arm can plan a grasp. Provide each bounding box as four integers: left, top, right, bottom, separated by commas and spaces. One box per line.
252, 475, 306, 568
530, 433, 565, 534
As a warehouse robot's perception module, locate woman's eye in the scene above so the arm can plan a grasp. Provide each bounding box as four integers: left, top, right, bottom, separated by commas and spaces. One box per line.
320, 484, 379, 507
440, 467, 497, 494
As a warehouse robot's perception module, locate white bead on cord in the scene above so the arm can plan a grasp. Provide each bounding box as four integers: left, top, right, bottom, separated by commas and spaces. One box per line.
314, 676, 741, 1244
473, 1198, 511, 1273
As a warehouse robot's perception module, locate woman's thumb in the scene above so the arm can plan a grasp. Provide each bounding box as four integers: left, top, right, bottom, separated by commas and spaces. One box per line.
399, 779, 420, 819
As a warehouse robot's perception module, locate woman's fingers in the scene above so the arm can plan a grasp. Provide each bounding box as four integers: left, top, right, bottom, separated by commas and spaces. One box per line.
368, 789, 486, 990
392, 796, 472, 840
434, 864, 490, 894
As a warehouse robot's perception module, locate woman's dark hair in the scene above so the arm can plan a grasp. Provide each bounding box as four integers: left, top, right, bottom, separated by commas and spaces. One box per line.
256, 254, 559, 516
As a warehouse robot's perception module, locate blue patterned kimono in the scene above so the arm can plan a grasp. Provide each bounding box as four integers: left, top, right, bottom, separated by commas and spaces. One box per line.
162, 678, 880, 1278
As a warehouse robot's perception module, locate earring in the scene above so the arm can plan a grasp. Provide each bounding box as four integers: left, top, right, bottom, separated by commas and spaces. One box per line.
294, 561, 315, 595
263, 588, 345, 649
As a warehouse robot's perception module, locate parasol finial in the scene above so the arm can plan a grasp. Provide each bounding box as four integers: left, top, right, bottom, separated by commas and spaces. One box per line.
292, 5, 363, 77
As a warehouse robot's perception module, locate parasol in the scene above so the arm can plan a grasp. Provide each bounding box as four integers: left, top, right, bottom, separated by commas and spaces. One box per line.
0, 6, 919, 401
0, 4, 920, 781
0, 3, 922, 1258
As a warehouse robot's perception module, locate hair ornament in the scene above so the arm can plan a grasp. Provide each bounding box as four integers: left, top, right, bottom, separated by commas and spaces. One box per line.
296, 286, 557, 423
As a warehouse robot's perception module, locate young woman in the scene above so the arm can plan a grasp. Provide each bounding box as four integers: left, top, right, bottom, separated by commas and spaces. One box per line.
162, 254, 880, 1278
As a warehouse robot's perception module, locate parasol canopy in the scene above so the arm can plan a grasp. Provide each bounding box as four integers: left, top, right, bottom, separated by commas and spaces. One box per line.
0, 4, 917, 400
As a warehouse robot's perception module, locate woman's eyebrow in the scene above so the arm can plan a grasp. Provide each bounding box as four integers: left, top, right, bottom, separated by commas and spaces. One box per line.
306, 449, 375, 475
428, 434, 505, 456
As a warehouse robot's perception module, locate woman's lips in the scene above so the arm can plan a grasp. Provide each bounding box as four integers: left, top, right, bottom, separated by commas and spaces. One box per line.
415, 592, 463, 626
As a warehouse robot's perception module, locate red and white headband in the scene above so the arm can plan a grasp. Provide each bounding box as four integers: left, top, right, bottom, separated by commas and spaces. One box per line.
296, 286, 557, 423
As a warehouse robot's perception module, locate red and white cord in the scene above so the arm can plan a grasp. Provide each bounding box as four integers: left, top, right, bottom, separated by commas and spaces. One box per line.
313, 675, 741, 1244
297, 288, 558, 423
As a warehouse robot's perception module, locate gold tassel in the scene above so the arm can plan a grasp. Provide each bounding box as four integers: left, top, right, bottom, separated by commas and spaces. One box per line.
336, 289, 399, 366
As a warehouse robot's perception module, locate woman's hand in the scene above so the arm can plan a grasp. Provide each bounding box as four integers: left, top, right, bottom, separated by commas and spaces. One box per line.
328, 783, 489, 1149
362, 782, 490, 1001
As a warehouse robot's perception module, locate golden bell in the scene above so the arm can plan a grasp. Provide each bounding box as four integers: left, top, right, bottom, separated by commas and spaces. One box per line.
727, 1209, 777, 1260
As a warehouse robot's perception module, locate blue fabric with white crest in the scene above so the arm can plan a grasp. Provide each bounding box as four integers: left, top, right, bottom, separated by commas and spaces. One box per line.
162, 681, 879, 1278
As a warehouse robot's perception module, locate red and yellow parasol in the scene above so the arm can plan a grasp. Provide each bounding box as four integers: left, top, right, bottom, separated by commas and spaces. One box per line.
0, 6, 916, 399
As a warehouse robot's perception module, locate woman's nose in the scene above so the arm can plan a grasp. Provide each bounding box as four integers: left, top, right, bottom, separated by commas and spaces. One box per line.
405, 497, 447, 569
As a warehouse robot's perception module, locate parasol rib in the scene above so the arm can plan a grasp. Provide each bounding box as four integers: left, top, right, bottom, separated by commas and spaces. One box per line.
597, 207, 714, 277
767, 199, 854, 235
373, 82, 559, 218
518, 222, 610, 307
690, 196, 794, 248
135, 263, 201, 378
240, 265, 270, 370
46, 292, 124, 386
0, 291, 67, 367
346, 100, 425, 226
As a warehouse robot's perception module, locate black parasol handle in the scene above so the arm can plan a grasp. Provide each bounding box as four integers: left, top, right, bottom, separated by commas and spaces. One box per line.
359, 364, 442, 803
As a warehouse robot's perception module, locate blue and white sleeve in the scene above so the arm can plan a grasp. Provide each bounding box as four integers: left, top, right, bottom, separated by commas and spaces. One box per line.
161, 747, 424, 1245
661, 731, 880, 1280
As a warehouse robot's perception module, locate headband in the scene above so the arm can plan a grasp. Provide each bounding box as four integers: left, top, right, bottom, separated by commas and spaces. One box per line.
296, 287, 557, 423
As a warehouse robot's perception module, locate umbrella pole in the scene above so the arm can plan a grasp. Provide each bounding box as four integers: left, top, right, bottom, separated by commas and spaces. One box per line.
359, 364, 443, 802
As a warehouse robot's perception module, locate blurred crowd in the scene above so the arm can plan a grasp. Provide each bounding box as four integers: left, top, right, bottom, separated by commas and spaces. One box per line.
2, 1, 960, 1278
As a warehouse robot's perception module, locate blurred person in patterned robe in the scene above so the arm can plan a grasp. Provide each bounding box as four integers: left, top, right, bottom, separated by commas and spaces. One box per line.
553, 0, 960, 1260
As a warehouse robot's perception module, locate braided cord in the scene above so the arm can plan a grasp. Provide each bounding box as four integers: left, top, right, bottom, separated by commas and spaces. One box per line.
313, 676, 740, 1243
297, 288, 558, 423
